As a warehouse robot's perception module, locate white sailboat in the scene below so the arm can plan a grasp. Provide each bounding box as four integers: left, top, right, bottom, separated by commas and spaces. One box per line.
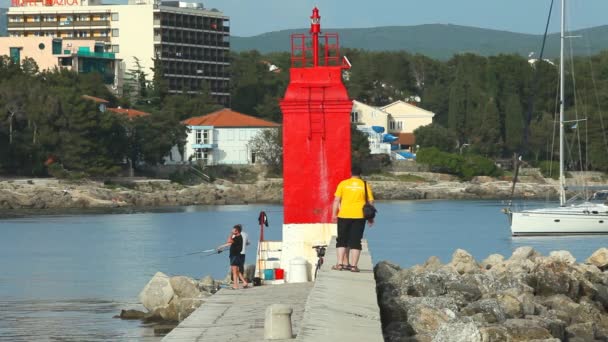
506, 0, 608, 236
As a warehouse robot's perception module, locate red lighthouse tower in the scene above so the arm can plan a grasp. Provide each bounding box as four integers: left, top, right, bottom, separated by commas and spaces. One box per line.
280, 7, 352, 224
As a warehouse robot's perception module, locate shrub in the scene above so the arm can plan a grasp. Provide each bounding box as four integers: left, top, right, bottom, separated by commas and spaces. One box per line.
416, 147, 503, 180
538, 160, 559, 179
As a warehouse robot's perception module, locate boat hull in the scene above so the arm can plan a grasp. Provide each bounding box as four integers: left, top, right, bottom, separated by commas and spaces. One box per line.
510, 204, 608, 236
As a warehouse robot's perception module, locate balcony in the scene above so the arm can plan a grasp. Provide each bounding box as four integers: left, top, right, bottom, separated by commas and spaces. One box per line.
77, 50, 116, 59
192, 143, 217, 149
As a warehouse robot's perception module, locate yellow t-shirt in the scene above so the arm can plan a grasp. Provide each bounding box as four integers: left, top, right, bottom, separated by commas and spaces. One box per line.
335, 177, 374, 219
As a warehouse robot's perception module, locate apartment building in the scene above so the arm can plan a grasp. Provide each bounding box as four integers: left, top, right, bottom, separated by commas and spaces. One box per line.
0, 8, 7, 36
7, 0, 230, 105
0, 36, 119, 86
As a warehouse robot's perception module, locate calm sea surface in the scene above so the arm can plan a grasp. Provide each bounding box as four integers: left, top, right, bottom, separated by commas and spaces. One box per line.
2, 200, 608, 341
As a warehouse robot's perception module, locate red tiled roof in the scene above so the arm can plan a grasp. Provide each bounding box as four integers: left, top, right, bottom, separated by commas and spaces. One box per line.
82, 95, 109, 104
182, 108, 280, 127
107, 107, 150, 119
396, 133, 416, 145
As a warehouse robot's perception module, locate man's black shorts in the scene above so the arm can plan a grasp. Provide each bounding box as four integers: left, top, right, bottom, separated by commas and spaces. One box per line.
230, 254, 244, 267
336, 218, 366, 250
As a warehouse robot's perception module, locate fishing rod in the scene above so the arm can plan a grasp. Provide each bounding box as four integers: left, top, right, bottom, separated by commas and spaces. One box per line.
169, 248, 225, 258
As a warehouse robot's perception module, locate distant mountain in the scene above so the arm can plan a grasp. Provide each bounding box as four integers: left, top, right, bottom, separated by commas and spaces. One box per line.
231, 24, 608, 60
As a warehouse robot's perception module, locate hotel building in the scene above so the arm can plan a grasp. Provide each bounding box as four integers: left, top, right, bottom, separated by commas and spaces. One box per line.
0, 8, 7, 36
6, 0, 230, 105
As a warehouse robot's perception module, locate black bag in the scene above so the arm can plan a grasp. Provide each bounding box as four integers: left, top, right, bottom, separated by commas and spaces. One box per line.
363, 181, 377, 219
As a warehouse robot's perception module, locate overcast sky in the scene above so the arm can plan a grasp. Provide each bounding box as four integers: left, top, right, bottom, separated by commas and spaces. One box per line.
2, 0, 606, 37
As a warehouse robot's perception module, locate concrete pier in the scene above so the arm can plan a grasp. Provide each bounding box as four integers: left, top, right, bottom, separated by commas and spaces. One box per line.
295, 239, 383, 341
162, 238, 383, 341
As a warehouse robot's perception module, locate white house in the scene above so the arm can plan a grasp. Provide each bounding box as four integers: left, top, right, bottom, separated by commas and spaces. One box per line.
165, 108, 280, 165
380, 100, 435, 150
351, 100, 392, 155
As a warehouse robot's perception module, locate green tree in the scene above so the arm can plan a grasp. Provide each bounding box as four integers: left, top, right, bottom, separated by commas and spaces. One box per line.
351, 124, 371, 167
504, 92, 524, 153
249, 128, 283, 175
413, 123, 457, 153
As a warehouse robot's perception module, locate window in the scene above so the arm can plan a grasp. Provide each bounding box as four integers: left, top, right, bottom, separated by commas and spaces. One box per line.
350, 111, 359, 123
9, 47, 20, 64
194, 148, 209, 163
203, 130, 209, 144
196, 130, 210, 144
111, 45, 119, 53
59, 57, 72, 66
389, 120, 396, 130
111, 13, 119, 21
397, 121, 403, 130
112, 29, 119, 37
52, 39, 62, 54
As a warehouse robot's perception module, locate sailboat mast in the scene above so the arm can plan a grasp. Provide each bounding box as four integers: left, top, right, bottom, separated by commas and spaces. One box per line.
559, 0, 566, 206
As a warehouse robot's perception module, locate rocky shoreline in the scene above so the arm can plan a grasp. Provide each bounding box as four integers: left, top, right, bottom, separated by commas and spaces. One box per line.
0, 173, 579, 211
375, 247, 608, 341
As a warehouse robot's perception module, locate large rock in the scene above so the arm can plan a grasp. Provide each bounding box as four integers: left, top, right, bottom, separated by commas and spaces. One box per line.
444, 278, 482, 304
548, 250, 576, 264
503, 319, 553, 341
139, 272, 175, 311
480, 254, 504, 270
461, 299, 507, 323
199, 275, 217, 293
565, 322, 596, 341
170, 276, 200, 299
375, 260, 402, 283
159, 297, 204, 322
118, 309, 146, 320
406, 305, 449, 336
586, 248, 608, 270
432, 322, 481, 342
529, 261, 580, 299
509, 246, 540, 262
447, 249, 481, 275
422, 256, 442, 272
525, 315, 567, 340
390, 270, 459, 297
496, 291, 523, 319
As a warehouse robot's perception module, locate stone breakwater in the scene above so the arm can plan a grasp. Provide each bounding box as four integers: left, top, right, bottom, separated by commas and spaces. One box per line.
0, 175, 565, 210
116, 271, 228, 335
374, 247, 608, 342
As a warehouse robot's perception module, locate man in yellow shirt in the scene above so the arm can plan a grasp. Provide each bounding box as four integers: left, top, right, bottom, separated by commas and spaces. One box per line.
331, 165, 374, 272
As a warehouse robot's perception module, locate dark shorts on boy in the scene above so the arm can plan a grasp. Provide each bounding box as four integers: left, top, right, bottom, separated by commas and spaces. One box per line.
230, 254, 245, 267
336, 218, 366, 250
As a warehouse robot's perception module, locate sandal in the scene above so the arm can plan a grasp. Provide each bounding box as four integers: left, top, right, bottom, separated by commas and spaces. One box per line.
331, 264, 346, 271
350, 266, 360, 273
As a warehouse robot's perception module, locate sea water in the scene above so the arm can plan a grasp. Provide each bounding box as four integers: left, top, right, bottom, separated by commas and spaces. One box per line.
1, 200, 608, 341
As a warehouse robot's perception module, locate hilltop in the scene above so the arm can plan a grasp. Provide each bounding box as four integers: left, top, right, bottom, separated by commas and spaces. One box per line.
231, 24, 608, 60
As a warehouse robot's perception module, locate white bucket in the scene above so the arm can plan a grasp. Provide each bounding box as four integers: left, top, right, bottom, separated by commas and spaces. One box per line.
288, 257, 308, 283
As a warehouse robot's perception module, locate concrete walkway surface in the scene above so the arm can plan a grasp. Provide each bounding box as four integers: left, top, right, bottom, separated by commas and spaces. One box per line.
162, 237, 383, 341
296, 238, 383, 341
162, 282, 313, 341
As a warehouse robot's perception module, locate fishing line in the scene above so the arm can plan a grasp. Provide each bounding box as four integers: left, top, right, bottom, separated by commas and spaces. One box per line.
168, 248, 218, 258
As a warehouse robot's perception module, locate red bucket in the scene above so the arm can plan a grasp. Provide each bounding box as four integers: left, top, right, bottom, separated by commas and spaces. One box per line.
274, 268, 285, 280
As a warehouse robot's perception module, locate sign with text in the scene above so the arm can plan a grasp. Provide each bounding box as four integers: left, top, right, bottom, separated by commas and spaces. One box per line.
11, 0, 80, 7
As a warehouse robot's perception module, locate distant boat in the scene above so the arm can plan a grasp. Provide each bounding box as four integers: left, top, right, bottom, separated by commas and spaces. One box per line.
505, 0, 608, 236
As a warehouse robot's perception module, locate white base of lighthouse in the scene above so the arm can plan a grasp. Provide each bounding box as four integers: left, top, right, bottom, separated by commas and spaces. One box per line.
279, 223, 336, 281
